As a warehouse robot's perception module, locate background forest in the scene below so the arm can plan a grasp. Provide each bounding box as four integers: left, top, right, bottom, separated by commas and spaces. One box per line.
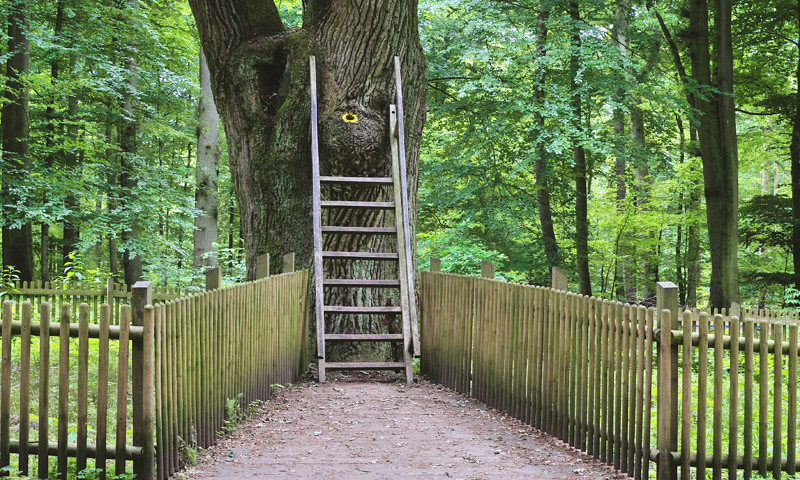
0, 0, 795, 310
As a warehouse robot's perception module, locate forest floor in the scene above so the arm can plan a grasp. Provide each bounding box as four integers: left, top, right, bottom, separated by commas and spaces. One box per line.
180, 371, 623, 480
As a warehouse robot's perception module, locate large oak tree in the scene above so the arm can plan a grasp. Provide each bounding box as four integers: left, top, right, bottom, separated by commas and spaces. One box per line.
188, 1, 427, 343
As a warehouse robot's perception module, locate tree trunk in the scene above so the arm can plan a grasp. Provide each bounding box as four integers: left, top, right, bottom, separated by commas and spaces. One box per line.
1, 0, 33, 282
104, 124, 119, 279
62, 81, 80, 269
632, 108, 659, 303
613, 2, 635, 302
791, 0, 800, 292
40, 0, 65, 284
189, 1, 427, 346
120, 0, 142, 286
194, 47, 220, 270
533, 6, 559, 272
569, 1, 591, 296
688, 0, 739, 309
686, 125, 702, 308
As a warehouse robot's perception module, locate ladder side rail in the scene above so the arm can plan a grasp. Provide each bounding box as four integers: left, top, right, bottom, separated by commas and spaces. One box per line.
310, 56, 326, 361
393, 56, 420, 356
390, 105, 414, 383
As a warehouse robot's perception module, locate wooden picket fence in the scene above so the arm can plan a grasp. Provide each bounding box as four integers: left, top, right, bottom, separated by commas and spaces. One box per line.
420, 268, 800, 480
0, 270, 310, 479
154, 270, 310, 479
3, 280, 189, 326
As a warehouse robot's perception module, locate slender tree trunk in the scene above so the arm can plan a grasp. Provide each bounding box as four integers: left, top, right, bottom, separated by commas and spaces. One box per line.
774, 164, 780, 195
40, 227, 49, 282
40, 1, 64, 284
791, 0, 800, 292
533, 6, 559, 272
686, 125, 702, 308
228, 197, 234, 251
62, 80, 80, 269
1, 0, 33, 281
632, 108, 658, 302
569, 1, 591, 296
688, 0, 739, 309
193, 46, 220, 270
613, 2, 636, 302
120, 0, 142, 286
676, 115, 687, 305
105, 124, 119, 279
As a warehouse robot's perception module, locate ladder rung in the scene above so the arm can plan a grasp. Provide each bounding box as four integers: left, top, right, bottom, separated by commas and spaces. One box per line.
320, 201, 394, 209
324, 361, 407, 370
322, 251, 398, 260
320, 176, 393, 185
325, 334, 404, 341
324, 279, 400, 287
323, 306, 401, 314
322, 226, 397, 234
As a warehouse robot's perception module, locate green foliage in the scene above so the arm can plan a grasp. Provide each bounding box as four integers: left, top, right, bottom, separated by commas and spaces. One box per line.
784, 287, 800, 311
221, 393, 246, 435
0, 267, 20, 299
0, 0, 245, 288
416, 0, 799, 309
179, 436, 199, 467
740, 195, 793, 253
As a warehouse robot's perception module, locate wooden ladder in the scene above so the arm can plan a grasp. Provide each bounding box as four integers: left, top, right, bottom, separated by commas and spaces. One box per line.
310, 56, 420, 384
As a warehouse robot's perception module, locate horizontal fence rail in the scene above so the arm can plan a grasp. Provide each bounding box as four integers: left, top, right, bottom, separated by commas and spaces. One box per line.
3, 280, 189, 327
0, 269, 310, 479
421, 269, 800, 480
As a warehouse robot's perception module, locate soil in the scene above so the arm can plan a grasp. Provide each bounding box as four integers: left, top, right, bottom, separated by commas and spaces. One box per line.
181, 371, 624, 480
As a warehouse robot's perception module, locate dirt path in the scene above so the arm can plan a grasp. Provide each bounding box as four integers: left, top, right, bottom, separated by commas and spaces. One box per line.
182, 373, 621, 479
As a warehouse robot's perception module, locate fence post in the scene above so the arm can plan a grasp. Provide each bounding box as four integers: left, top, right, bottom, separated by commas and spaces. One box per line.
551, 267, 568, 291
106, 277, 115, 304
430, 257, 441, 273
132, 281, 154, 480
480, 260, 495, 279
205, 267, 221, 291
256, 253, 270, 279
283, 252, 295, 273
730, 301, 741, 317
656, 281, 678, 480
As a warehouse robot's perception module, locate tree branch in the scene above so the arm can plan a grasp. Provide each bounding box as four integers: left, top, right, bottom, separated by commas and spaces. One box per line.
188, 0, 284, 72
653, 8, 694, 108
735, 107, 780, 116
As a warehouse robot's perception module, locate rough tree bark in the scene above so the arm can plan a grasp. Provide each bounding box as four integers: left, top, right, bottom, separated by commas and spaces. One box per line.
533, 5, 559, 272
687, 0, 739, 309
1, 0, 33, 282
188, 1, 427, 345
569, 1, 591, 296
193, 47, 220, 270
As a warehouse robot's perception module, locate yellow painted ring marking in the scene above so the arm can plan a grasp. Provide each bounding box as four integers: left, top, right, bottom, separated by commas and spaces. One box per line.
342, 113, 358, 123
